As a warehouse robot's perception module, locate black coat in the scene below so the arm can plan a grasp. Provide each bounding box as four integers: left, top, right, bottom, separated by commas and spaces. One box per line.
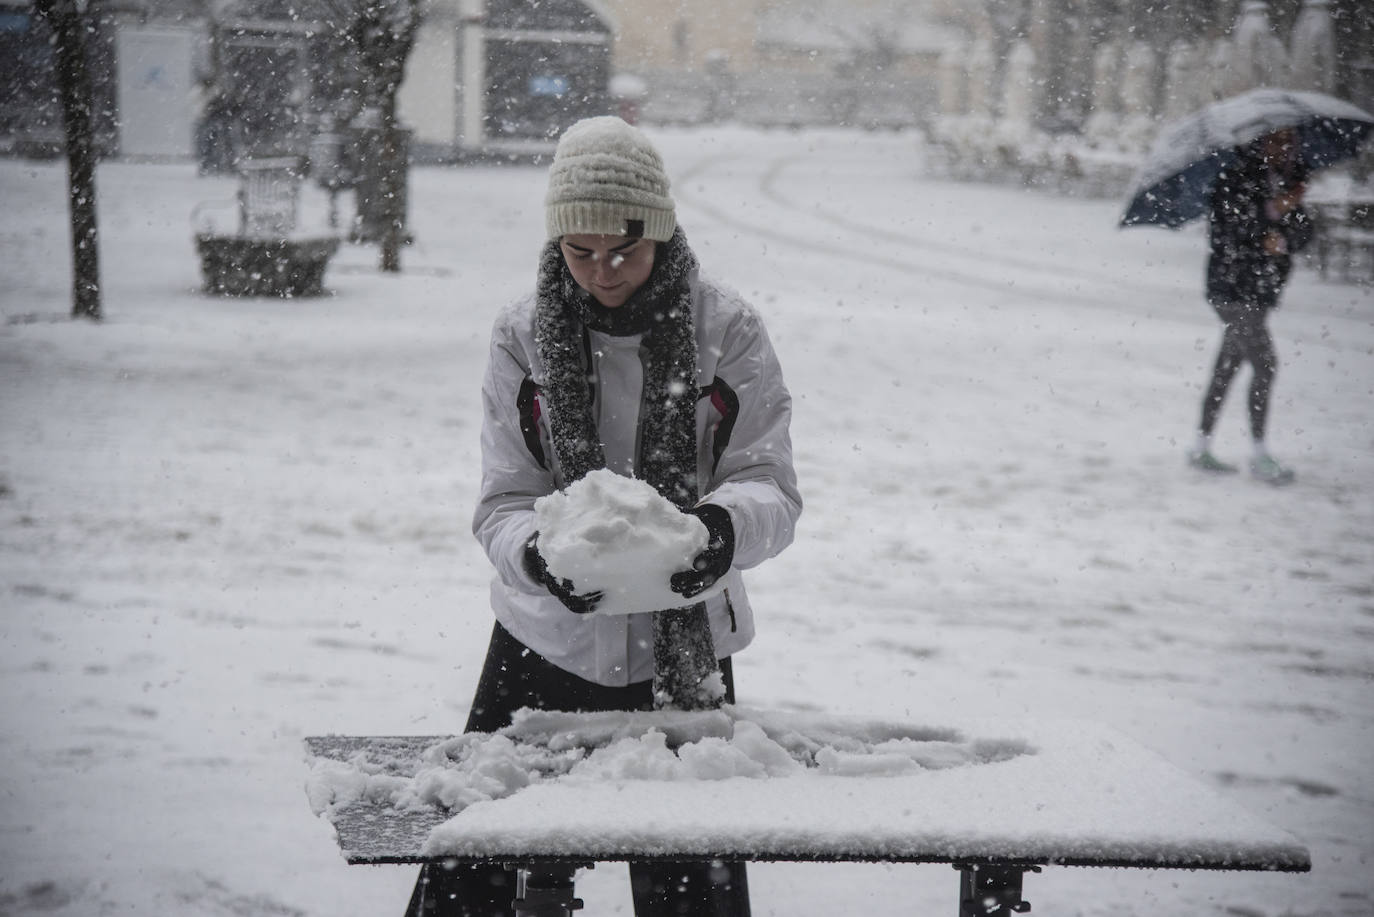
1206, 149, 1313, 309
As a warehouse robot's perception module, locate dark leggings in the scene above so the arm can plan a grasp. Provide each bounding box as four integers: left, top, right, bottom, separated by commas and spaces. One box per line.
1200, 300, 1277, 440
404, 622, 751, 917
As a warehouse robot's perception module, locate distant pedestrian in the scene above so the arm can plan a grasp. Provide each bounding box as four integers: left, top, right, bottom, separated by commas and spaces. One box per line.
1188, 127, 1313, 484
195, 83, 236, 175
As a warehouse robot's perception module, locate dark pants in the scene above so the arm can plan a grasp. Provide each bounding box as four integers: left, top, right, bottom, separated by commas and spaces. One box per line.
1200, 299, 1277, 440
404, 622, 751, 917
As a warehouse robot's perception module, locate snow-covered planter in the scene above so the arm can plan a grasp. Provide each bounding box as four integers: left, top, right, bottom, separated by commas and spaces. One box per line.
195, 234, 340, 297
926, 112, 1145, 198
928, 113, 1003, 180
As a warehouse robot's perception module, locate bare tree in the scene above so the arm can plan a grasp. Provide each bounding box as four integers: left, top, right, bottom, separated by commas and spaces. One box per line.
34, 0, 102, 320
327, 0, 422, 273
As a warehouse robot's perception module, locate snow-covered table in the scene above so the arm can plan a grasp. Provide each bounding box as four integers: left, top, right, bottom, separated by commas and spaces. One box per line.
304, 708, 1309, 916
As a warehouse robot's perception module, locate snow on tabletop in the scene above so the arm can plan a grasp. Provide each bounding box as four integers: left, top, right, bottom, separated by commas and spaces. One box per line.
305, 708, 1309, 870
534, 469, 725, 615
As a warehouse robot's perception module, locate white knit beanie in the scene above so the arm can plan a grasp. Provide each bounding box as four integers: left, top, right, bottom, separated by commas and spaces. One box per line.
545, 116, 676, 242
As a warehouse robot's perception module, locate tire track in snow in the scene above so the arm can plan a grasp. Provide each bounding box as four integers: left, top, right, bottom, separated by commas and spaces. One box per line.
757, 154, 1189, 303
759, 154, 1374, 332
674, 150, 1373, 352
674, 151, 1147, 311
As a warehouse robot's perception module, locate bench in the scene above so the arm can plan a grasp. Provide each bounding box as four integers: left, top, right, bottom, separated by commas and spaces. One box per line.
1310, 200, 1374, 284
305, 708, 1309, 917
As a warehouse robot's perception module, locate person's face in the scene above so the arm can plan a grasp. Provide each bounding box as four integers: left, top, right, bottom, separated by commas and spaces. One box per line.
1261, 129, 1298, 163
559, 234, 657, 308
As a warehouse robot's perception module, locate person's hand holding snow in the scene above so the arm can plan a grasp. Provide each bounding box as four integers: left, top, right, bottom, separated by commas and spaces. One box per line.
522, 534, 604, 614
670, 504, 735, 599
530, 470, 733, 614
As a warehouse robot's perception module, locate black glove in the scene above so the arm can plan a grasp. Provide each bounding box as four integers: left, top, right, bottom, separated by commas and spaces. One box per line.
670, 503, 735, 599
523, 535, 603, 614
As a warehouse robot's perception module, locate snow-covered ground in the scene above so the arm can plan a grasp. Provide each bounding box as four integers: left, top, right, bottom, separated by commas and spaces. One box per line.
1, 127, 1371, 917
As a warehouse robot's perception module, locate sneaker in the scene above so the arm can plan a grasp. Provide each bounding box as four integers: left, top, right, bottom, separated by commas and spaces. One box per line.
1188, 450, 1238, 474
1250, 454, 1295, 486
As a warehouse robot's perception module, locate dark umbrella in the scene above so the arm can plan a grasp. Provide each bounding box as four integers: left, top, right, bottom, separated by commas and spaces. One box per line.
1120, 88, 1374, 228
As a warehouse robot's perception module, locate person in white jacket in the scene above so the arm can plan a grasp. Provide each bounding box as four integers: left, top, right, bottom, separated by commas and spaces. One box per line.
405, 117, 801, 917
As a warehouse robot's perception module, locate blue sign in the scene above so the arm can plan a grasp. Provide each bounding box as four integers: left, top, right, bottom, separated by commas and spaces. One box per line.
529, 75, 569, 97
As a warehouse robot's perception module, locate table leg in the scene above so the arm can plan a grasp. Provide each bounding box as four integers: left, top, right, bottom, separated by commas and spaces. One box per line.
514, 864, 585, 917
956, 863, 1037, 916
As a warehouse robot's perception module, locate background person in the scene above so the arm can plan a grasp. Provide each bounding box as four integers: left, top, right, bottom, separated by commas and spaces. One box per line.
1188, 127, 1313, 485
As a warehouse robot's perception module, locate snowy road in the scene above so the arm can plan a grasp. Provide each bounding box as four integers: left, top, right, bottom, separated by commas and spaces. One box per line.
1, 126, 1372, 916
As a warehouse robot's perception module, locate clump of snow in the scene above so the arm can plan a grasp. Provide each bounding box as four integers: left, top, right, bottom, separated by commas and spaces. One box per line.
305, 705, 1032, 829
533, 469, 725, 614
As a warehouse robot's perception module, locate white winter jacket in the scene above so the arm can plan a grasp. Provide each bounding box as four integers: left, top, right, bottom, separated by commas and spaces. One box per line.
472, 267, 802, 686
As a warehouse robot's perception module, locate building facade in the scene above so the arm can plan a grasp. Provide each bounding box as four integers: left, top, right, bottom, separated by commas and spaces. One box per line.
6, 0, 1370, 165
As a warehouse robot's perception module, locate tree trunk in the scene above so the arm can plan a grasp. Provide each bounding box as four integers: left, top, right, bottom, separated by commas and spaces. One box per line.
37, 0, 102, 321
378, 90, 403, 273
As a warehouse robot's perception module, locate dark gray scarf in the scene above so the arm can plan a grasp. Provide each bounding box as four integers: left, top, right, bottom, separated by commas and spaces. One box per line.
533, 227, 722, 710
534, 226, 700, 509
